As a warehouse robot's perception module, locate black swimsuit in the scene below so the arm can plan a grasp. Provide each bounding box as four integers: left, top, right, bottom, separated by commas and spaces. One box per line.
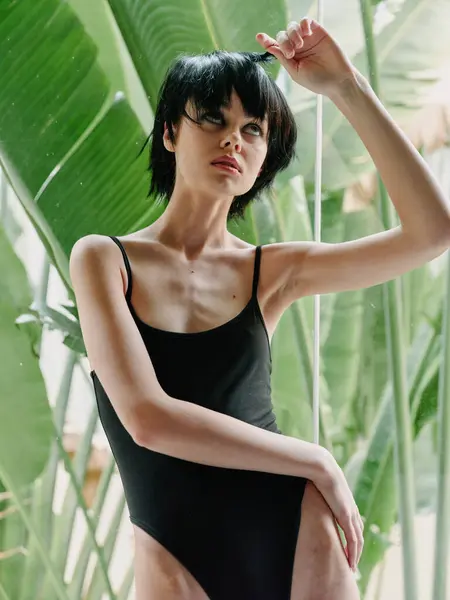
90, 235, 307, 599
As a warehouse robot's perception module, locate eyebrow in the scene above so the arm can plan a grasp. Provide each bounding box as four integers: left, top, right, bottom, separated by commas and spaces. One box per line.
217, 106, 267, 124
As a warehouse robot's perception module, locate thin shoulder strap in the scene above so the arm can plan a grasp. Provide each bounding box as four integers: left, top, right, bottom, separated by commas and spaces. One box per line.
252, 245, 262, 298
109, 236, 132, 301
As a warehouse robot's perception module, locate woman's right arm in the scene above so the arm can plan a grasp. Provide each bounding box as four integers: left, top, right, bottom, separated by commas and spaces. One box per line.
69, 234, 324, 477
70, 234, 362, 567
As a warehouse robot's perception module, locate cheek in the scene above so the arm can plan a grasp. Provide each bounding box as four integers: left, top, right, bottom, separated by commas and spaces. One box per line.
175, 138, 204, 173
250, 142, 268, 171
180, 131, 210, 161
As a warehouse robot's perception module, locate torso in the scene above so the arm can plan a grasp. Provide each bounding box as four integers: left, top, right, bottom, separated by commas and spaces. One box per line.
116, 229, 291, 343
109, 228, 293, 599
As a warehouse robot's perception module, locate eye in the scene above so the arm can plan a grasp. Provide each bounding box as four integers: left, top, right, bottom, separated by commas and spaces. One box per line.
200, 113, 263, 136
200, 112, 222, 123
246, 122, 263, 136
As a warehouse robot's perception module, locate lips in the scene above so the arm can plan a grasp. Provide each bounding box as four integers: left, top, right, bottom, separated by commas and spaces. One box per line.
212, 162, 240, 173
211, 156, 242, 173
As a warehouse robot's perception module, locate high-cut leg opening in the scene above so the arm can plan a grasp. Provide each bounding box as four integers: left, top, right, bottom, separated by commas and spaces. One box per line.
130, 516, 211, 599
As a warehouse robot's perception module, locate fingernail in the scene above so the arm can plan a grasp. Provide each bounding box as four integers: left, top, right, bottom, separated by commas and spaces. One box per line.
311, 19, 320, 30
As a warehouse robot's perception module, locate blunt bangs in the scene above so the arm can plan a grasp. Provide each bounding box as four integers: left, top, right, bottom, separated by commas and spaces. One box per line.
138, 50, 298, 221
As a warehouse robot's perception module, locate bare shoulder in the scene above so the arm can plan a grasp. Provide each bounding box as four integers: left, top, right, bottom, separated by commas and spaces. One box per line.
70, 233, 112, 273
69, 233, 128, 297
70, 233, 117, 263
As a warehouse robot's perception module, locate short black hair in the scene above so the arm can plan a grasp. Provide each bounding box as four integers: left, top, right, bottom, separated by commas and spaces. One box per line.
138, 50, 298, 221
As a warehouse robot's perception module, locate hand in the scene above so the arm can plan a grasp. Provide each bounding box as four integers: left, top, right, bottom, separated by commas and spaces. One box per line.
256, 17, 357, 97
313, 449, 364, 572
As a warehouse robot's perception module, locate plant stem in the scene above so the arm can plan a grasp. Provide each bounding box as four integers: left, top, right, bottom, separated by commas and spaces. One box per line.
359, 2, 418, 598
432, 252, 450, 600
0, 468, 70, 600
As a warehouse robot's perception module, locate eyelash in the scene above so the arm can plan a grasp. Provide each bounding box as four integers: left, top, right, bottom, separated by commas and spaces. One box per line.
201, 113, 263, 135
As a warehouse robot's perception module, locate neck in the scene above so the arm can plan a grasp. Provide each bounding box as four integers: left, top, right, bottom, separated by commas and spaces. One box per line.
150, 190, 235, 258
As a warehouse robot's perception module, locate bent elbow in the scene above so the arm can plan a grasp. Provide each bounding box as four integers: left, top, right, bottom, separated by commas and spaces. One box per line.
130, 403, 167, 449
131, 423, 153, 448
438, 223, 450, 249
411, 224, 450, 261
429, 226, 450, 259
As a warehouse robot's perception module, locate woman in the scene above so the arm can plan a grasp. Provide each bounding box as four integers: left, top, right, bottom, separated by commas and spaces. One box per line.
70, 17, 450, 600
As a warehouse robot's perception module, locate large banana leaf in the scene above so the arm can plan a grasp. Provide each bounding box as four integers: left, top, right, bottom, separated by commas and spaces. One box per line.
0, 0, 146, 289
0, 0, 286, 293
106, 0, 283, 106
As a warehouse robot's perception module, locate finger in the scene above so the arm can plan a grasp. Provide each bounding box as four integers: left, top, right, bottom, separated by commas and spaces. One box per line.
300, 17, 313, 37
356, 511, 364, 562
286, 21, 304, 49
345, 522, 358, 571
255, 33, 294, 64
354, 513, 364, 565
358, 529, 365, 565
359, 513, 365, 533
359, 519, 365, 562
255, 32, 284, 61
276, 30, 297, 57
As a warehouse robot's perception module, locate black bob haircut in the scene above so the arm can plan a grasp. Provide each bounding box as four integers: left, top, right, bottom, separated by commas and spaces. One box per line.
138, 50, 298, 221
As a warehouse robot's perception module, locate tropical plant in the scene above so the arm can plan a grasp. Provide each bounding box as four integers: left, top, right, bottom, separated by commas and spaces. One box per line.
0, 0, 449, 598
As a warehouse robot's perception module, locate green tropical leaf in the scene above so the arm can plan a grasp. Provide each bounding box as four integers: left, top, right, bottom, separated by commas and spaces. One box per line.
106, 0, 284, 109
0, 226, 53, 489
67, 456, 117, 600
352, 316, 441, 590
323, 207, 378, 435
268, 179, 333, 446
19, 353, 77, 600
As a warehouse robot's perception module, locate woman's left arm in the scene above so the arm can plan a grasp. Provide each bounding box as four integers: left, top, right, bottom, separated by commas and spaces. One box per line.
257, 19, 450, 297
329, 71, 450, 246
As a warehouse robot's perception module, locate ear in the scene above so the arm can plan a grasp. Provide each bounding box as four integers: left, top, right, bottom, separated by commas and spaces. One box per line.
163, 121, 177, 153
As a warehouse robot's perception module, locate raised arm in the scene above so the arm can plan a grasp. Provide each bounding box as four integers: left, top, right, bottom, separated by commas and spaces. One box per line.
256, 18, 450, 299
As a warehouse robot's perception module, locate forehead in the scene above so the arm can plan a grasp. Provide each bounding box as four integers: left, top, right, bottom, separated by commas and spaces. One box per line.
222, 91, 267, 119
187, 89, 268, 121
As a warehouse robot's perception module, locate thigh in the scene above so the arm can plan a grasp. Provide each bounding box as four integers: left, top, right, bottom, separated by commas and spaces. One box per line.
290, 481, 360, 600
133, 524, 210, 600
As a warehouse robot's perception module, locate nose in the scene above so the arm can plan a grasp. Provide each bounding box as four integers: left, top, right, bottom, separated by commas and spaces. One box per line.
221, 130, 242, 152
